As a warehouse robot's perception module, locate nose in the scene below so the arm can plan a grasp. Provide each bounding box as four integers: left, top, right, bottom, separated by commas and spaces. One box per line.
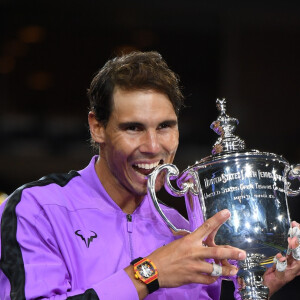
140, 130, 161, 154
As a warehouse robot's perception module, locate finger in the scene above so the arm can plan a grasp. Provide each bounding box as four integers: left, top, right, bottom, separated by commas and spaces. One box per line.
205, 235, 217, 247
194, 261, 238, 277
207, 245, 245, 265
194, 209, 231, 241
288, 236, 299, 249
205, 220, 227, 247
220, 258, 235, 267
210, 262, 238, 277
292, 221, 300, 228
213, 258, 238, 273
205, 227, 219, 247
275, 253, 286, 263
273, 254, 287, 276
215, 244, 239, 250
193, 274, 218, 285
214, 253, 235, 266
204, 210, 232, 247
199, 246, 246, 261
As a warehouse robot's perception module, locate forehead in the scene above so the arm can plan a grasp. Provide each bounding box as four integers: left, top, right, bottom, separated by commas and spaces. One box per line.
111, 88, 177, 122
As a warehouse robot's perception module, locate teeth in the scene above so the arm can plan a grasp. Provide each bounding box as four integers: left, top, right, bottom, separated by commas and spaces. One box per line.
135, 161, 160, 170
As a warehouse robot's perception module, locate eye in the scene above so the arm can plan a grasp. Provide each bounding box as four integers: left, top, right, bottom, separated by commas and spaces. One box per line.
158, 122, 172, 130
120, 122, 146, 133
125, 125, 142, 132
157, 120, 177, 130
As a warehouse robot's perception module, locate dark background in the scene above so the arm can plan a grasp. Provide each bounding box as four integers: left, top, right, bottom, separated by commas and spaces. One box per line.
1, 1, 300, 298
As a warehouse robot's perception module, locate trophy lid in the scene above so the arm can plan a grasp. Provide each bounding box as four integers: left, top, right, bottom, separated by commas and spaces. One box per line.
210, 98, 246, 154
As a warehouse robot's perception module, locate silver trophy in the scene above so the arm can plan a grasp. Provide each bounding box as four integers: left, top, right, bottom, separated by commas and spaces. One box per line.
147, 99, 300, 300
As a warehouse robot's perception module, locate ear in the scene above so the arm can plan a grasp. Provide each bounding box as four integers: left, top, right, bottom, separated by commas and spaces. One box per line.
88, 111, 106, 144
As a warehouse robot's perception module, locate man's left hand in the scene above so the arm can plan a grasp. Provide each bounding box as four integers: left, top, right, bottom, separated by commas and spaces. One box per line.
263, 221, 300, 297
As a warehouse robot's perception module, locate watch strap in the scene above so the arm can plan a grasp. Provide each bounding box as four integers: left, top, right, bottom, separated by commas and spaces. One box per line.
131, 257, 143, 265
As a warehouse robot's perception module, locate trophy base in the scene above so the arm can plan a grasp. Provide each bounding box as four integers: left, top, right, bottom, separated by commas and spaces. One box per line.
238, 284, 269, 300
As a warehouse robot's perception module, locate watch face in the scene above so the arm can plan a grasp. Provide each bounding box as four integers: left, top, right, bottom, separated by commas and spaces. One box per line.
134, 258, 158, 284
137, 262, 155, 279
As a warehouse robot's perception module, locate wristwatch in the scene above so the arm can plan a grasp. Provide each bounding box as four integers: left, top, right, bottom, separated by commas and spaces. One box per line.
130, 257, 159, 294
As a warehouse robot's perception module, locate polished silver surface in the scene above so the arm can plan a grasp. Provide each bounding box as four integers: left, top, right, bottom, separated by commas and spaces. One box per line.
147, 164, 192, 235
237, 253, 269, 299
287, 164, 300, 196
147, 99, 300, 299
189, 151, 291, 250
210, 98, 246, 154
288, 226, 300, 260
292, 246, 300, 260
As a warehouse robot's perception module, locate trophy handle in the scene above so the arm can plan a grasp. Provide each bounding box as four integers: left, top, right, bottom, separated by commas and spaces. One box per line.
147, 163, 198, 234
287, 164, 300, 196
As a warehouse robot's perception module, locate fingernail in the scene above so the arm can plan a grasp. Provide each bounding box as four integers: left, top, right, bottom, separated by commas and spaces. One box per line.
238, 252, 246, 260
221, 209, 230, 217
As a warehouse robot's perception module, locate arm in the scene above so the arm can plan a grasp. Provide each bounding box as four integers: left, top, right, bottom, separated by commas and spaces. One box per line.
0, 193, 138, 300
1, 189, 244, 300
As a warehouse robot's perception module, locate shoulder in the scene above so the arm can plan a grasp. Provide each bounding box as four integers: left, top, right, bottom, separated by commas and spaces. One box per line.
1, 170, 81, 220
0, 170, 82, 252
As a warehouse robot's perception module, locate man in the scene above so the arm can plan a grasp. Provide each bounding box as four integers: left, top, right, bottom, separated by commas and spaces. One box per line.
0, 51, 299, 299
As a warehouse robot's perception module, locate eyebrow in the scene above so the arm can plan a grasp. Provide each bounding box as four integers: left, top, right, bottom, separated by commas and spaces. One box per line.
119, 120, 178, 129
160, 120, 178, 127
118, 122, 143, 129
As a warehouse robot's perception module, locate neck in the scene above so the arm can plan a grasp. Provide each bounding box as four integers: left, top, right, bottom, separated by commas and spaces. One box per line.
94, 156, 144, 214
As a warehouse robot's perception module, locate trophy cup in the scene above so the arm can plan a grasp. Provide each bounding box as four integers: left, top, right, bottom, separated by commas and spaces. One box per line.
147, 99, 300, 299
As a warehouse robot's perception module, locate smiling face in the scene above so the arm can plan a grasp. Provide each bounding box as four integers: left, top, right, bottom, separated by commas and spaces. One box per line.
89, 88, 179, 211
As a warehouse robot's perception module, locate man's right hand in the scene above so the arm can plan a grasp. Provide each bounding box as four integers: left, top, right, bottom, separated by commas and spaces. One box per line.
125, 209, 246, 299
147, 209, 246, 288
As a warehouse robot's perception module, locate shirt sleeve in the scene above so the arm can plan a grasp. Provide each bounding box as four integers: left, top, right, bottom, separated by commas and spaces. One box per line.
92, 269, 138, 300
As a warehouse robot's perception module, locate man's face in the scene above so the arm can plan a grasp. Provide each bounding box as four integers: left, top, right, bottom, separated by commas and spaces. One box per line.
93, 88, 179, 201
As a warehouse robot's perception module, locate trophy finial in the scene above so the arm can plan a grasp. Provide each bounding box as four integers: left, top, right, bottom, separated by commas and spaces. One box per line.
216, 98, 227, 115
210, 98, 246, 154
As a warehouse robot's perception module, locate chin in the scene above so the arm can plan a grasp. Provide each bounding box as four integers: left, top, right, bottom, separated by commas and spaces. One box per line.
134, 181, 163, 197
132, 171, 166, 196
